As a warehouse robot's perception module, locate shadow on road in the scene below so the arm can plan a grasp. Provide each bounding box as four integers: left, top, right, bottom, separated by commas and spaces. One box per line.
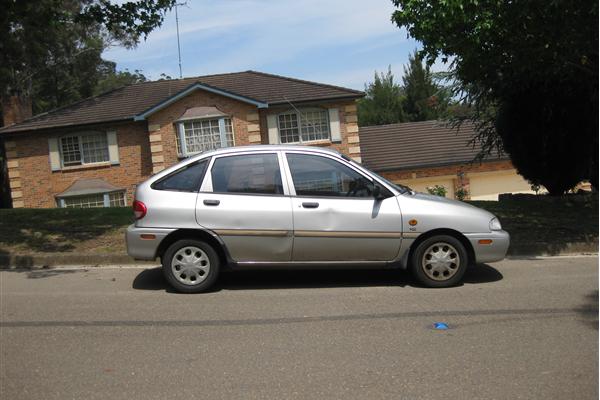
132, 263, 502, 292
0, 267, 86, 279
464, 263, 504, 284
574, 290, 599, 330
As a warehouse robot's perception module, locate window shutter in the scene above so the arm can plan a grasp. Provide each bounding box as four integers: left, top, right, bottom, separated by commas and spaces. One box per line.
107, 130, 119, 165
267, 114, 279, 144
328, 108, 341, 143
48, 137, 61, 171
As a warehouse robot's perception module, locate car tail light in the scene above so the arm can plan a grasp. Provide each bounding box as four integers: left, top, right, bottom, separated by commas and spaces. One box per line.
133, 200, 147, 220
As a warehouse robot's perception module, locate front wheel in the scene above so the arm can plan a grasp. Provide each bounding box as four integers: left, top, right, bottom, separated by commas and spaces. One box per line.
410, 235, 468, 288
162, 239, 220, 293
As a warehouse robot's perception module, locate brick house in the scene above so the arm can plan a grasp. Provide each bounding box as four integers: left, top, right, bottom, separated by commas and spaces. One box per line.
0, 71, 363, 208
359, 120, 536, 200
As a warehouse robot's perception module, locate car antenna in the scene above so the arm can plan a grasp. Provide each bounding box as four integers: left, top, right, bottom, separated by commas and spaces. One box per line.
282, 95, 311, 127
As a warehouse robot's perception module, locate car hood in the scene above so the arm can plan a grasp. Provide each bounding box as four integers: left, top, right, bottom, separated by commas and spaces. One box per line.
396, 192, 497, 233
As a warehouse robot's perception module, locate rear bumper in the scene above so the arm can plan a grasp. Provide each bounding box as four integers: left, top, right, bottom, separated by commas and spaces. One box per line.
126, 225, 175, 261
465, 230, 510, 264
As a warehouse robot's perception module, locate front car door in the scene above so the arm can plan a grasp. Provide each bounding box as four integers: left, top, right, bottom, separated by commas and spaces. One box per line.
283, 151, 402, 262
196, 151, 294, 262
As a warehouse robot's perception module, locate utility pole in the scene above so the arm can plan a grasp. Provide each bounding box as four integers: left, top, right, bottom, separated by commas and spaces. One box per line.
175, 3, 183, 79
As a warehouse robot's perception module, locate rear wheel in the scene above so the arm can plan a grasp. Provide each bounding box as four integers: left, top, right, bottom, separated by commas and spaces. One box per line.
410, 235, 468, 288
162, 239, 220, 293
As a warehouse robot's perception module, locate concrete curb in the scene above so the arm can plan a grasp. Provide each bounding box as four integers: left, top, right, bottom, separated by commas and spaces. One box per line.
0, 241, 598, 269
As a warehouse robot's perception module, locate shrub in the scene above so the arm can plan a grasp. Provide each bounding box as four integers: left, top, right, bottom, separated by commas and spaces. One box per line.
426, 185, 447, 197
455, 187, 468, 201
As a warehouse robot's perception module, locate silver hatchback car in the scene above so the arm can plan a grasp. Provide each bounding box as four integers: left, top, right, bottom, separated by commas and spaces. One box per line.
126, 145, 509, 293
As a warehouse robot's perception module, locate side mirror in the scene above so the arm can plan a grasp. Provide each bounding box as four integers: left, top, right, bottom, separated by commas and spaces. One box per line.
373, 183, 386, 200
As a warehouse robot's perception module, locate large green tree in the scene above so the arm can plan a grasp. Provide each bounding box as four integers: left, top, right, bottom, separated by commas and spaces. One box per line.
0, 0, 175, 113
357, 67, 406, 127
391, 0, 598, 194
402, 50, 450, 122
94, 61, 147, 96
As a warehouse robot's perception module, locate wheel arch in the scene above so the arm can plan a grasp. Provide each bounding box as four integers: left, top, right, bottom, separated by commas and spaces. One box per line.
408, 228, 475, 267
156, 229, 233, 268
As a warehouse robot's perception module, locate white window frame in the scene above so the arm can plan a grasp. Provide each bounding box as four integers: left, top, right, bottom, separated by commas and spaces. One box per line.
57, 190, 126, 208
59, 131, 110, 168
176, 117, 235, 158
277, 108, 331, 144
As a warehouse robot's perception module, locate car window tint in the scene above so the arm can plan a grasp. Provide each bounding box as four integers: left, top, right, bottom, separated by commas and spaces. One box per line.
152, 159, 208, 192
211, 154, 283, 195
286, 153, 374, 197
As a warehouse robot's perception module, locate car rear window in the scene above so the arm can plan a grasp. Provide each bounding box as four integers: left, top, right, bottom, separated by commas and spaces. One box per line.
151, 159, 209, 192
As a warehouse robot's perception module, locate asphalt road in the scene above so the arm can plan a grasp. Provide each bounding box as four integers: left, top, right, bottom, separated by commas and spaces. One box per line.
0, 257, 598, 400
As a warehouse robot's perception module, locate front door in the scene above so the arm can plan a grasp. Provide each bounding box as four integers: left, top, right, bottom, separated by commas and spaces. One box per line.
196, 152, 293, 262
284, 152, 402, 261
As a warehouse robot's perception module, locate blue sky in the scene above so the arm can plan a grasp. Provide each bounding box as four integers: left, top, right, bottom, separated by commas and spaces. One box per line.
104, 0, 434, 90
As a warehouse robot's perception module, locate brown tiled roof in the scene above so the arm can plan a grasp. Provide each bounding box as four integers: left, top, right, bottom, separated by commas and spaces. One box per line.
359, 120, 507, 171
1, 70, 363, 134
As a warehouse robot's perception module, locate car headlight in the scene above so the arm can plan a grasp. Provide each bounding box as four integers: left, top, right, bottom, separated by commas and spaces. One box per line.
489, 217, 502, 231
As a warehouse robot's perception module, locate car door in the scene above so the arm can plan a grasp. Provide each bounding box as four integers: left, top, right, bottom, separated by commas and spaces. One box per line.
196, 151, 294, 262
283, 151, 402, 262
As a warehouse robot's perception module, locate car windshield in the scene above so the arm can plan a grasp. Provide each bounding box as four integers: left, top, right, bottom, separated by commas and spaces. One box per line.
369, 171, 412, 194
342, 156, 412, 194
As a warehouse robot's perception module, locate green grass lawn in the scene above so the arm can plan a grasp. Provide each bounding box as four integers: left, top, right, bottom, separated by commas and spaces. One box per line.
0, 196, 597, 256
0, 207, 132, 255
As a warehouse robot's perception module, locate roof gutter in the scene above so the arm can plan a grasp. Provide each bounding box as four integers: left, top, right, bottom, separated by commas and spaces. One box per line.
133, 82, 269, 121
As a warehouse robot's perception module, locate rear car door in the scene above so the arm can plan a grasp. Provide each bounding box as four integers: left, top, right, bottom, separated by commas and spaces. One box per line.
196, 151, 294, 262
283, 152, 402, 261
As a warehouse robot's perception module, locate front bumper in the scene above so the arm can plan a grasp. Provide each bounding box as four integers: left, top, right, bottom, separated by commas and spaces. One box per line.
465, 230, 510, 264
126, 224, 175, 261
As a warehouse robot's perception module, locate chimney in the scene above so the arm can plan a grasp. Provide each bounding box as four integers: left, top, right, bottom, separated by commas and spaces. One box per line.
1, 95, 32, 127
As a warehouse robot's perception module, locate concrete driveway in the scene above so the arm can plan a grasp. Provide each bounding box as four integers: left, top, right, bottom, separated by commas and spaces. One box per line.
0, 256, 598, 399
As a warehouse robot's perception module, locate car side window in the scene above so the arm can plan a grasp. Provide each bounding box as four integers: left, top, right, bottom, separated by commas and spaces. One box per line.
151, 159, 209, 192
286, 153, 374, 198
211, 153, 283, 195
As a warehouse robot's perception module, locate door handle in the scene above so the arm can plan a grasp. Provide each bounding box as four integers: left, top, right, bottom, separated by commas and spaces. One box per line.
302, 202, 319, 209
203, 199, 220, 206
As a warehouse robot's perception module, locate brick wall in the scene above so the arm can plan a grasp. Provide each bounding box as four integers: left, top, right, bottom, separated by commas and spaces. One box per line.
4, 122, 151, 208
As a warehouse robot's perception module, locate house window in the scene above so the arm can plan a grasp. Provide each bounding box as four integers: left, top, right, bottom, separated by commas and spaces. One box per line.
109, 192, 127, 207
277, 109, 330, 144
60, 132, 109, 167
59, 191, 126, 208
177, 118, 234, 157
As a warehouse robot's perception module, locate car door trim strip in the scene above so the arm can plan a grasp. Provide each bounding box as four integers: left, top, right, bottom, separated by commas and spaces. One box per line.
213, 229, 417, 239
294, 230, 402, 239
213, 229, 291, 237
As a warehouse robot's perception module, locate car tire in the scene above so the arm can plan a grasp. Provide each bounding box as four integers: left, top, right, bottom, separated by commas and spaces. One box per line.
410, 235, 468, 288
162, 239, 220, 293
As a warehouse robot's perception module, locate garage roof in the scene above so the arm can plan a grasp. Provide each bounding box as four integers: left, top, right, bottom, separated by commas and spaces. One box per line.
359, 120, 507, 172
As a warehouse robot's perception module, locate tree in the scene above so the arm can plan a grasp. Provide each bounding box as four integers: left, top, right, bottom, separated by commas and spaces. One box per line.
0, 0, 175, 107
402, 50, 450, 122
391, 0, 598, 194
357, 67, 406, 126
94, 62, 147, 96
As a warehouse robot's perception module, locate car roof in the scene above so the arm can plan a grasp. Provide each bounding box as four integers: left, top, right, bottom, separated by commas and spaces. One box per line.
193, 145, 344, 159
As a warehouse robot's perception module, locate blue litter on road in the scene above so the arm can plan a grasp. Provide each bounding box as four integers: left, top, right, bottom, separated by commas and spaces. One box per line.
433, 322, 449, 330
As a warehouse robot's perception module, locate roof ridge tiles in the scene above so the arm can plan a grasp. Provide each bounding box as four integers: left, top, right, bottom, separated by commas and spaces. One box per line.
244, 70, 364, 96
